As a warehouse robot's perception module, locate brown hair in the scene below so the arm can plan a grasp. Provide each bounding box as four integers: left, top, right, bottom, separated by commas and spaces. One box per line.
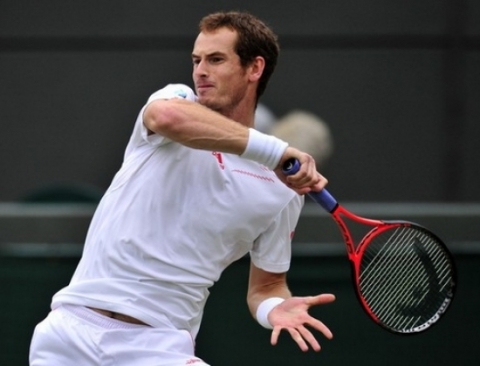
199, 11, 280, 101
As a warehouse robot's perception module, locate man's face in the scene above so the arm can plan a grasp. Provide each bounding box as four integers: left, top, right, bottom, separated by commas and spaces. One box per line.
192, 28, 250, 113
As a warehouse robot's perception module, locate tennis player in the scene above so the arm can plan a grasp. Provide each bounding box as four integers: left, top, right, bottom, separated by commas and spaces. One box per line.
29, 11, 335, 365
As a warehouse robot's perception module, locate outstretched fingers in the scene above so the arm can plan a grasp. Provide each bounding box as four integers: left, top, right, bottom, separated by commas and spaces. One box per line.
306, 318, 333, 340
306, 294, 336, 306
298, 326, 322, 352
304, 294, 335, 340
270, 325, 324, 352
269, 293, 336, 352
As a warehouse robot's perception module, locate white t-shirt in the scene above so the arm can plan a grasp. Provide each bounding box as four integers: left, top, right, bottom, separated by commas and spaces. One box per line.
52, 84, 304, 338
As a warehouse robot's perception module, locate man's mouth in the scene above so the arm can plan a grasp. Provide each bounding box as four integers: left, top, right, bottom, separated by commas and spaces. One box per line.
196, 83, 214, 92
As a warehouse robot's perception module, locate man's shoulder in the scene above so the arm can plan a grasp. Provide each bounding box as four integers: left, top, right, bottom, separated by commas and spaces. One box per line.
147, 84, 197, 103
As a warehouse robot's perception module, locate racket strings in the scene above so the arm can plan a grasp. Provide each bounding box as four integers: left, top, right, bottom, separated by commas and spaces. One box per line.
358, 226, 454, 333
360, 229, 429, 330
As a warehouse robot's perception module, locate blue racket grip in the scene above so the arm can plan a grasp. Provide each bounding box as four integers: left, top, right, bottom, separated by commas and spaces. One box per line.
282, 159, 338, 213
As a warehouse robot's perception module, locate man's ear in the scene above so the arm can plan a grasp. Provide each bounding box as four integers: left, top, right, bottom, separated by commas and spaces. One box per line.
248, 56, 265, 82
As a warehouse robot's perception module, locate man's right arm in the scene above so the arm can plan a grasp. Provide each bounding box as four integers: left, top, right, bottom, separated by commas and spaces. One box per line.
143, 97, 327, 194
143, 98, 250, 155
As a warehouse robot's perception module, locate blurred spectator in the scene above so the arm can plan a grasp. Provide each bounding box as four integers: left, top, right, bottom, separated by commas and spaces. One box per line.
254, 103, 278, 133
269, 109, 334, 169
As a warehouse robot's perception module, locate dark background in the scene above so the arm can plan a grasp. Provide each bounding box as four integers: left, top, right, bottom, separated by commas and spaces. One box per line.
0, 202, 476, 365
1, 1, 480, 365
2, 252, 478, 366
1, 0, 479, 203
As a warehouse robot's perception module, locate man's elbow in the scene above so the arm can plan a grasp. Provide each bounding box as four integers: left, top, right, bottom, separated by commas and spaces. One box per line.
143, 99, 184, 135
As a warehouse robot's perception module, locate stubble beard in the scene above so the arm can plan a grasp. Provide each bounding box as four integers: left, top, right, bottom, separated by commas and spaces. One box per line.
199, 95, 236, 118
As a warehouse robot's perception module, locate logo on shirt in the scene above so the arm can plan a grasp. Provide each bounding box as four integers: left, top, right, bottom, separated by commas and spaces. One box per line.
174, 89, 188, 98
212, 151, 225, 170
211, 152, 276, 183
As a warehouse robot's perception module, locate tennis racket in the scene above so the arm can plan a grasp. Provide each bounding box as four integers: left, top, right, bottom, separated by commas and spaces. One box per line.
283, 159, 456, 334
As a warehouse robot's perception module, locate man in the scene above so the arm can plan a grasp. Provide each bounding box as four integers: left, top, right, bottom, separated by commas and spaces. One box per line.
29, 11, 335, 365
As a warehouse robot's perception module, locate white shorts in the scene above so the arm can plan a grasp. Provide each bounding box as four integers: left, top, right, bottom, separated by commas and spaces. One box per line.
29, 305, 210, 366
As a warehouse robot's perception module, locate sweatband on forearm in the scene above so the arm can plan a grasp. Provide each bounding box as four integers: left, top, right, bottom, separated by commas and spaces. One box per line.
256, 297, 285, 329
240, 128, 288, 170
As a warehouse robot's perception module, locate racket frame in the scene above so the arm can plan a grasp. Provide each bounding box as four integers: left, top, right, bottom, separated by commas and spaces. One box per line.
282, 158, 456, 334
331, 207, 456, 334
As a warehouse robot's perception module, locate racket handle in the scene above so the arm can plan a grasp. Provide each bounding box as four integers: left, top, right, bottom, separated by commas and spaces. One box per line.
282, 159, 338, 213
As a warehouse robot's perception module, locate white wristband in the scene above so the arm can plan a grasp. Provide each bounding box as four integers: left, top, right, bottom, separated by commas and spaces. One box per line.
240, 128, 288, 170
256, 297, 285, 329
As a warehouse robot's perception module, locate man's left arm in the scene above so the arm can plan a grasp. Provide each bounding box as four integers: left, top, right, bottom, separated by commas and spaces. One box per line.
247, 262, 335, 352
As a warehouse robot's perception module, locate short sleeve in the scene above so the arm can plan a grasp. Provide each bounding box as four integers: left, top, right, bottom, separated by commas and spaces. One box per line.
146, 84, 198, 104
125, 84, 198, 156
249, 194, 304, 273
